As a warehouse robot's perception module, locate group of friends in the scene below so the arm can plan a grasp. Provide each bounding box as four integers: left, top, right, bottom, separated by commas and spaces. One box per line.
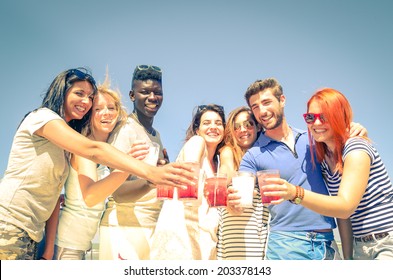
0, 65, 392, 261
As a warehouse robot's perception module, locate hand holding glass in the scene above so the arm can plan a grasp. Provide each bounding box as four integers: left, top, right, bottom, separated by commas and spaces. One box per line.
232, 171, 255, 208
177, 161, 200, 200
143, 142, 160, 166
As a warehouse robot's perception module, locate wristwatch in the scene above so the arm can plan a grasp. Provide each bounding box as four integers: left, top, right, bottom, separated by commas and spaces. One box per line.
290, 185, 304, 205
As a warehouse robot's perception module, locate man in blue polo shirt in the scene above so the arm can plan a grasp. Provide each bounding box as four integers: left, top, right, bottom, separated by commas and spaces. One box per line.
239, 78, 339, 260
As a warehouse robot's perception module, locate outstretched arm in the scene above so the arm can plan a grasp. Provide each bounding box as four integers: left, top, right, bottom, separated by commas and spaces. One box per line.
35, 119, 196, 188
112, 145, 170, 203
78, 141, 154, 207
261, 150, 370, 219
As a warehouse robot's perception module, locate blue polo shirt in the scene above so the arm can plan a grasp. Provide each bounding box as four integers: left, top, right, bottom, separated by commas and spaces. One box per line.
239, 127, 336, 231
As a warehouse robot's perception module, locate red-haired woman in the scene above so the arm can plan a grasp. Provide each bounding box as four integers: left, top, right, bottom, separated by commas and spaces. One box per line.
261, 88, 393, 260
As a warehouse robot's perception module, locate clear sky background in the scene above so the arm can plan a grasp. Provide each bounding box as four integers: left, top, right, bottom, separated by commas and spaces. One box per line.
0, 0, 392, 179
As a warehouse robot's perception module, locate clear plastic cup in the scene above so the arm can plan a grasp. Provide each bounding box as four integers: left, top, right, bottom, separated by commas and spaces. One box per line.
204, 173, 228, 207
232, 171, 255, 208
177, 161, 200, 200
156, 185, 174, 200
143, 142, 160, 166
257, 169, 281, 204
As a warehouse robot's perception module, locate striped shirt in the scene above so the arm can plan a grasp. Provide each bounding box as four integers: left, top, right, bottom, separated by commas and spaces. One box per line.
217, 186, 269, 259
321, 137, 393, 237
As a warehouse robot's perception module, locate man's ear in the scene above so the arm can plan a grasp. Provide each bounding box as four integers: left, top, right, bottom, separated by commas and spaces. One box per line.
129, 90, 135, 102
280, 94, 286, 107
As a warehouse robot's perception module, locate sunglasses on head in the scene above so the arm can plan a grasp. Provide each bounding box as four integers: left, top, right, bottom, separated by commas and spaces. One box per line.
303, 113, 326, 124
67, 69, 96, 85
196, 104, 224, 113
234, 120, 255, 131
136, 65, 162, 73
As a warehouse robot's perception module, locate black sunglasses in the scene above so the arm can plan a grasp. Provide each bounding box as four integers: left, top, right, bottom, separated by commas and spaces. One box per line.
67, 69, 96, 85
136, 65, 162, 73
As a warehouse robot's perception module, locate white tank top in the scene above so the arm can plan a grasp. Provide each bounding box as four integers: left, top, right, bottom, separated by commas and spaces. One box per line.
55, 164, 108, 251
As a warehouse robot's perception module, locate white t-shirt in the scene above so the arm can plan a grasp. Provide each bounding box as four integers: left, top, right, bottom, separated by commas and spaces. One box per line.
0, 108, 69, 242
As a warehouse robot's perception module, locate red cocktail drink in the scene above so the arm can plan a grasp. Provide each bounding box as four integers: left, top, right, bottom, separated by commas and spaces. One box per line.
156, 185, 174, 200
257, 169, 281, 204
205, 175, 227, 207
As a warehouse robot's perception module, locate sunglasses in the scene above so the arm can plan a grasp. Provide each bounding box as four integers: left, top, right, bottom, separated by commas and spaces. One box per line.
136, 65, 162, 73
234, 120, 255, 131
303, 113, 326, 124
67, 69, 96, 85
196, 104, 224, 113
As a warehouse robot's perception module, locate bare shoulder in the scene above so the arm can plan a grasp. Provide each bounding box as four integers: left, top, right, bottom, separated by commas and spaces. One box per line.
220, 145, 234, 157
219, 146, 235, 164
186, 135, 206, 147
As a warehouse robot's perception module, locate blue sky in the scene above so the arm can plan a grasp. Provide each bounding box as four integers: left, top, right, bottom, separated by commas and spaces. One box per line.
1, 0, 392, 179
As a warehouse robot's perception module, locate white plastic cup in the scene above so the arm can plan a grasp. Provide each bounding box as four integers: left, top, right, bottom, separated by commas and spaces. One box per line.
232, 171, 255, 208
143, 142, 160, 166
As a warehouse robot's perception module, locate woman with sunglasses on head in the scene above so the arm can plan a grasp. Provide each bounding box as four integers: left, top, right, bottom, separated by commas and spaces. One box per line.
217, 106, 270, 259
262, 88, 393, 260
152, 104, 226, 260
0, 68, 196, 260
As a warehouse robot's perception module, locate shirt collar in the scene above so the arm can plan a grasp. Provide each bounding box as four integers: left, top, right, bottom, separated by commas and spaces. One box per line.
254, 126, 306, 148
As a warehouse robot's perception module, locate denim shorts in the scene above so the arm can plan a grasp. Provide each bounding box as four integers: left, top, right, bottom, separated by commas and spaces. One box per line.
266, 230, 341, 260
353, 231, 393, 260
0, 222, 38, 260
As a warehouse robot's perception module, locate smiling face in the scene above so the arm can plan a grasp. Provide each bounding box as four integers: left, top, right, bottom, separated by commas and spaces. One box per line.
249, 88, 285, 131
130, 79, 163, 119
90, 92, 119, 140
233, 111, 258, 149
196, 110, 224, 149
64, 80, 94, 122
307, 101, 335, 148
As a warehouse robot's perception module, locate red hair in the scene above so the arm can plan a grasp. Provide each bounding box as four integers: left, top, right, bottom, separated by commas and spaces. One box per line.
307, 88, 353, 174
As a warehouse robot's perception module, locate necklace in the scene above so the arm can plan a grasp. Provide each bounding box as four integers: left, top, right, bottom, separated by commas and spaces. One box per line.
130, 112, 156, 136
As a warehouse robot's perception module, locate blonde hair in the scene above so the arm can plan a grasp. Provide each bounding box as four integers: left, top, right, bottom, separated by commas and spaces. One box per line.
83, 73, 128, 137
